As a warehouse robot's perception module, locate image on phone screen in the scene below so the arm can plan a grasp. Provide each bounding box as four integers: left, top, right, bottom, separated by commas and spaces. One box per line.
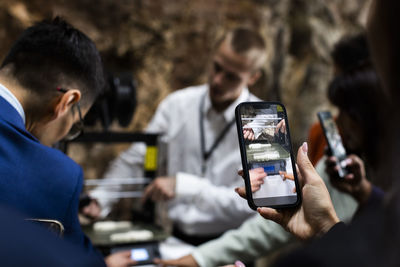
318, 111, 348, 178
111, 243, 159, 265
236, 102, 300, 208
131, 248, 150, 261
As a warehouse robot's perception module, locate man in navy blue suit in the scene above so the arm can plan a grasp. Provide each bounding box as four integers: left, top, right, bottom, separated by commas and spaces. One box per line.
0, 17, 135, 266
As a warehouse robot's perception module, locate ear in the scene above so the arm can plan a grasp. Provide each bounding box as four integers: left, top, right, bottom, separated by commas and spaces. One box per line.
53, 89, 81, 119
247, 70, 262, 86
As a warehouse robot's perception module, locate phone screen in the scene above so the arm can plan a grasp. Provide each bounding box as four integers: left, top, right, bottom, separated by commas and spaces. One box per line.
318, 111, 348, 177
236, 102, 300, 209
131, 248, 150, 261
111, 243, 159, 265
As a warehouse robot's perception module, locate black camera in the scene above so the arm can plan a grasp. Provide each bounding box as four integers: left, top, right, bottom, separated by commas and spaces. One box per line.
84, 72, 137, 130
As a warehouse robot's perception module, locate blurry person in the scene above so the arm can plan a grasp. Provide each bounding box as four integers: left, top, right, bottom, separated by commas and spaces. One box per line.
0, 17, 135, 266
87, 27, 266, 246
323, 65, 384, 206
308, 32, 370, 165
235, 1, 400, 266
156, 58, 384, 267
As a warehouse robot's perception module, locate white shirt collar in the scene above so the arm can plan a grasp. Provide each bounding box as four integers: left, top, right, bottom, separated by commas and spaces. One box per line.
203, 86, 250, 122
0, 83, 26, 124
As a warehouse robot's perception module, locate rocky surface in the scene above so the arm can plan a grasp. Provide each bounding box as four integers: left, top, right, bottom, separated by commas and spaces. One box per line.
0, 0, 371, 179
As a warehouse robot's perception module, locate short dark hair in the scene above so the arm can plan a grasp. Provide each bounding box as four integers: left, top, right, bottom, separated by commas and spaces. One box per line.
1, 17, 104, 107
216, 27, 267, 70
331, 32, 370, 74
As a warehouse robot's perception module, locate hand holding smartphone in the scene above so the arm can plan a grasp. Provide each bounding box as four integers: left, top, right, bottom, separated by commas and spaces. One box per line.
317, 111, 348, 178
235, 102, 301, 210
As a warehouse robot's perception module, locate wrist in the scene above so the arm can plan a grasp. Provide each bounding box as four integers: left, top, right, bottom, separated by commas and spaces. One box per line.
354, 180, 372, 205
317, 212, 340, 237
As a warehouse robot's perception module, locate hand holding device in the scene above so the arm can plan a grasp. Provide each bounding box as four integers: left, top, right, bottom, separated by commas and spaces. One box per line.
235, 102, 301, 209
317, 111, 348, 178
257, 143, 340, 240
325, 154, 372, 205
105, 250, 137, 267
111, 243, 160, 266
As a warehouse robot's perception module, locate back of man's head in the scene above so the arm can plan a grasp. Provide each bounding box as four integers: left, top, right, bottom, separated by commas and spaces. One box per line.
217, 27, 267, 71
331, 32, 369, 74
1, 17, 104, 107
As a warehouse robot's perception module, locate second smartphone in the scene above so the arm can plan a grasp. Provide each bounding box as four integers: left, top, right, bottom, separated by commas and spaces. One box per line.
317, 111, 348, 178
235, 102, 301, 210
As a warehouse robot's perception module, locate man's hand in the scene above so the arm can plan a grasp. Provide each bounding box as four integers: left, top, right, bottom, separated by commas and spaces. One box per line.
236, 168, 267, 198
79, 195, 101, 224
153, 254, 198, 267
81, 199, 101, 220
275, 119, 286, 135
243, 128, 255, 140
325, 155, 372, 205
249, 168, 266, 192
142, 176, 176, 203
105, 250, 137, 267
237, 143, 340, 240
279, 171, 294, 181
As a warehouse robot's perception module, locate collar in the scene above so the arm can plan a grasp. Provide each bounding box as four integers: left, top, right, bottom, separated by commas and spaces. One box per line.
0, 83, 25, 124
203, 86, 250, 122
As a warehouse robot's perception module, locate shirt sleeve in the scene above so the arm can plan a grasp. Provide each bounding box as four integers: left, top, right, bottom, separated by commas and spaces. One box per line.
192, 215, 292, 267
171, 171, 255, 226
91, 95, 174, 217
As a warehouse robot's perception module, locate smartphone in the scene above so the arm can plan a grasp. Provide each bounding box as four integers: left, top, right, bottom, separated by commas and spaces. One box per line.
317, 111, 348, 178
235, 102, 301, 210
111, 243, 160, 265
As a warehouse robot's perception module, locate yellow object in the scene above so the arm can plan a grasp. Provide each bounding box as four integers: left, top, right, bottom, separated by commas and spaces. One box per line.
144, 146, 158, 171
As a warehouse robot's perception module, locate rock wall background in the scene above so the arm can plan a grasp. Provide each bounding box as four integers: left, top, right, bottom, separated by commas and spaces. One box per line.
0, 0, 371, 179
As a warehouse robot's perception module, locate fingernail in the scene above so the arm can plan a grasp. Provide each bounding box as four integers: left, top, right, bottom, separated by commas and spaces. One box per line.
235, 260, 246, 267
302, 142, 308, 154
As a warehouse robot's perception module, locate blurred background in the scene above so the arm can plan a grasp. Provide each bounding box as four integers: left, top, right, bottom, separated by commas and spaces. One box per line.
0, 0, 370, 178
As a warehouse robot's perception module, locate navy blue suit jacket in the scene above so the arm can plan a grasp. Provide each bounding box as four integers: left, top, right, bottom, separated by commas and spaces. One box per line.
0, 96, 104, 263
0, 204, 105, 266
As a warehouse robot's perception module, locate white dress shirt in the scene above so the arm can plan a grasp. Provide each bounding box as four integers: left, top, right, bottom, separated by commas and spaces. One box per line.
0, 83, 25, 123
94, 84, 260, 235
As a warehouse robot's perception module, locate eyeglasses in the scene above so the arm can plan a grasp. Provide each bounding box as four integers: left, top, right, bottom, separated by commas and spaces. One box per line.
57, 87, 84, 140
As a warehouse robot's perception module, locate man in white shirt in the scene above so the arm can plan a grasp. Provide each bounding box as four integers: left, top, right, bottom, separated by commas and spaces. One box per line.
87, 27, 267, 245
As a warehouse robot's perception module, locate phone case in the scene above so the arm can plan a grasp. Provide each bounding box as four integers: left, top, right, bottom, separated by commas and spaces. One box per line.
235, 101, 301, 210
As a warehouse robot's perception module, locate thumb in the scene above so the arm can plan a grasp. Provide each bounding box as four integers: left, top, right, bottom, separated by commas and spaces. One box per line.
296, 142, 319, 185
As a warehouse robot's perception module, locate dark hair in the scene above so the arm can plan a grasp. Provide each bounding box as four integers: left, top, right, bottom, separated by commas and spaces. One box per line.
328, 66, 383, 169
331, 32, 370, 74
1, 17, 104, 107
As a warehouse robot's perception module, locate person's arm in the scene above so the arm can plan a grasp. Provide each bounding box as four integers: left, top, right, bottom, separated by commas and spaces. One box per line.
87, 96, 174, 217
155, 216, 291, 267
169, 171, 255, 227
88, 142, 148, 218
193, 216, 291, 267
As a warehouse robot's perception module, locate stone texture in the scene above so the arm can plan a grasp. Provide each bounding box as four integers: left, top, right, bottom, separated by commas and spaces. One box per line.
0, 0, 371, 180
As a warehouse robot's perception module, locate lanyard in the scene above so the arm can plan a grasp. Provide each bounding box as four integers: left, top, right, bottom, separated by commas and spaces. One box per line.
199, 93, 236, 175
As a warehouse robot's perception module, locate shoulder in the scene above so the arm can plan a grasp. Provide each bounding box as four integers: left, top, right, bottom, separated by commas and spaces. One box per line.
40, 146, 83, 186
248, 92, 262, 101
